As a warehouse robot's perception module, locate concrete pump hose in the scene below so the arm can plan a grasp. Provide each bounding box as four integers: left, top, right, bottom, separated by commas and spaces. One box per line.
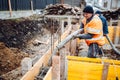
48, 29, 83, 66
106, 35, 120, 55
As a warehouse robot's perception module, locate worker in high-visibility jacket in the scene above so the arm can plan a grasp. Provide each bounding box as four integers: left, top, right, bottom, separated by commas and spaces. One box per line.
74, 5, 105, 58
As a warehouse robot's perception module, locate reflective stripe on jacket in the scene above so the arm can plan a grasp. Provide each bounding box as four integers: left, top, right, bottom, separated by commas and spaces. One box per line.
82, 15, 105, 46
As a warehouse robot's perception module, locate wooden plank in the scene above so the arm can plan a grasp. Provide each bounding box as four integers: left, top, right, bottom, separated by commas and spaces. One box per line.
68, 60, 103, 80
8, 0, 12, 17
67, 58, 120, 80
43, 67, 52, 80
52, 56, 60, 80
102, 62, 109, 80
61, 0, 64, 4
118, 20, 120, 26
70, 39, 77, 56
45, 15, 80, 18
67, 56, 120, 65
104, 26, 115, 43
70, 25, 78, 55
114, 26, 120, 44
21, 26, 72, 80
60, 48, 66, 80
65, 41, 70, 55
30, 0, 33, 13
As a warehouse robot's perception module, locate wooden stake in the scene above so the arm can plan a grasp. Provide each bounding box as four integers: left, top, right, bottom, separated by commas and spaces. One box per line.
52, 56, 60, 80
8, 0, 12, 17
102, 62, 109, 80
61, 0, 64, 4
31, 0, 33, 13
59, 48, 68, 80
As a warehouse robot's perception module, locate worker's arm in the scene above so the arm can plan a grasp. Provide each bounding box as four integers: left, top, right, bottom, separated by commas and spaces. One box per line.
79, 22, 84, 33
75, 22, 94, 39
74, 33, 94, 39
80, 22, 84, 29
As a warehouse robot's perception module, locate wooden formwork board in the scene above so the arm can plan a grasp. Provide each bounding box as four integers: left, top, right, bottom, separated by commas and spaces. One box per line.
43, 56, 120, 80
21, 26, 72, 80
67, 56, 120, 80
43, 67, 52, 80
105, 26, 120, 44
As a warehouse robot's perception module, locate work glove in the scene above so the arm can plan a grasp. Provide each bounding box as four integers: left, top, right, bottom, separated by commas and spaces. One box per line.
72, 35, 79, 39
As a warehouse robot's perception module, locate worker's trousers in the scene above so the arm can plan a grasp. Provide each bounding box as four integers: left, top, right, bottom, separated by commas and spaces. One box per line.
88, 43, 102, 58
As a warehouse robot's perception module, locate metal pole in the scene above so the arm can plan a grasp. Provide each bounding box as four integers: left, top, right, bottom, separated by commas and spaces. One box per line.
8, 0, 12, 17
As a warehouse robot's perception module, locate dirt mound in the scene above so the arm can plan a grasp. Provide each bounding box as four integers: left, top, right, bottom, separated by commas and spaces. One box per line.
0, 18, 43, 49
0, 42, 29, 75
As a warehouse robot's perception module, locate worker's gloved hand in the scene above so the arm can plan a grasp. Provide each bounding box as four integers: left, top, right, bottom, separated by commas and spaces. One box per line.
103, 34, 107, 36
72, 35, 78, 39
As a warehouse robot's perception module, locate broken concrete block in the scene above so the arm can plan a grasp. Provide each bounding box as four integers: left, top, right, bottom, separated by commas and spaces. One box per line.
21, 57, 32, 75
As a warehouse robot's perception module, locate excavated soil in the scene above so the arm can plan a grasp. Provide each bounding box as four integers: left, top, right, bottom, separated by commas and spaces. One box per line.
0, 42, 29, 75
0, 15, 60, 80
0, 17, 43, 48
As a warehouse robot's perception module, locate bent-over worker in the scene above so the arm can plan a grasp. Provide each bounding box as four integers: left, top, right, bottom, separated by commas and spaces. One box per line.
74, 5, 105, 58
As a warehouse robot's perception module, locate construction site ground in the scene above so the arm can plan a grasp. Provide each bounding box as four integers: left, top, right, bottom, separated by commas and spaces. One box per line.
0, 14, 120, 80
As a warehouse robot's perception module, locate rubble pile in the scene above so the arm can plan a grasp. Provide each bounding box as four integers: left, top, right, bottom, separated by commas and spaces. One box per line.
102, 8, 120, 21
44, 4, 81, 15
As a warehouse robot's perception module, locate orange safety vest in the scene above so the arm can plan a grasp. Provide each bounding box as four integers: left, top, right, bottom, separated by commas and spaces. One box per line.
82, 15, 105, 46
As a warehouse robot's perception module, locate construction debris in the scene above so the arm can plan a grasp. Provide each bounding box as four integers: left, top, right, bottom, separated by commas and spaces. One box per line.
44, 4, 81, 15
102, 8, 120, 21
32, 39, 49, 46
21, 57, 32, 75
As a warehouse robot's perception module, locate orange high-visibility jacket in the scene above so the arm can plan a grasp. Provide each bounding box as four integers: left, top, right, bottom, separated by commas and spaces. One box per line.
82, 15, 105, 46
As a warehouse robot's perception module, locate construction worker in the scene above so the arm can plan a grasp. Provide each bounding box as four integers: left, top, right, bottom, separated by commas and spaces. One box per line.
74, 5, 105, 58
95, 10, 109, 35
